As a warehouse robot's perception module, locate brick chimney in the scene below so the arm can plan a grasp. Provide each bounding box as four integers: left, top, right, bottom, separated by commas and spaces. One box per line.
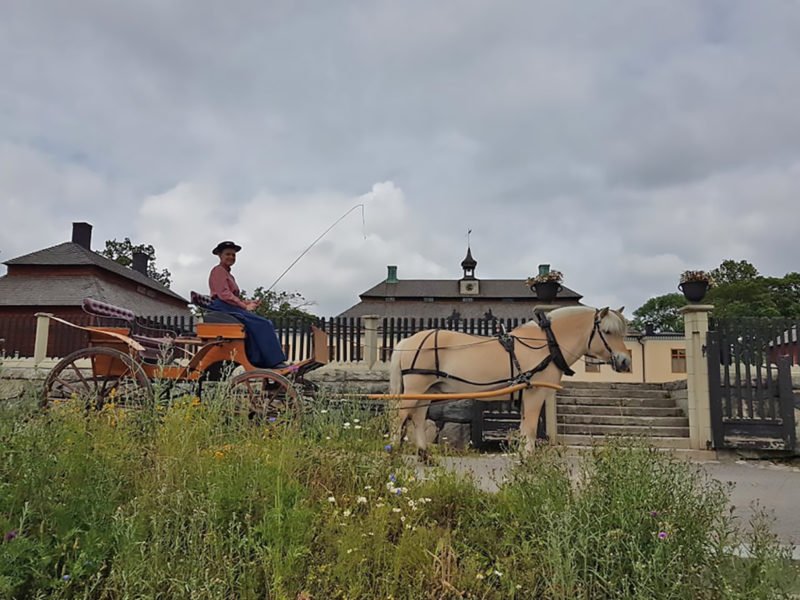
132, 250, 149, 276
72, 222, 93, 249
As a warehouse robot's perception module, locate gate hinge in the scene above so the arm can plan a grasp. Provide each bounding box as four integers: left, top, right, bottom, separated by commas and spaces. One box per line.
701, 344, 707, 357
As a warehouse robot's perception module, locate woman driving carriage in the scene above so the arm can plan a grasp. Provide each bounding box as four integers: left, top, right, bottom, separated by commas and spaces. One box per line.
208, 241, 288, 369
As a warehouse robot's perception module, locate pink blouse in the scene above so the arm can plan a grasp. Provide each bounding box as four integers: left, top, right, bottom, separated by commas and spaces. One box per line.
209, 264, 248, 309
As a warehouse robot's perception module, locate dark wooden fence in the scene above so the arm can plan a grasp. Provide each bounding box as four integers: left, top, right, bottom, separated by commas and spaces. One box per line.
1, 313, 527, 362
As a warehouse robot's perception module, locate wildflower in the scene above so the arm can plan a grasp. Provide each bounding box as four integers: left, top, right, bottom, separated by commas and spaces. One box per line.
214, 451, 225, 460
364, 485, 372, 491
325, 436, 331, 440
383, 433, 389, 438
346, 548, 354, 554
658, 531, 668, 540
343, 510, 352, 517
389, 474, 396, 483
516, 584, 523, 590
320, 409, 328, 414
357, 496, 368, 504
62, 575, 71, 581
476, 573, 484, 580
191, 397, 201, 407
343, 422, 351, 429
650, 510, 659, 517
493, 570, 503, 577
353, 418, 360, 423
268, 417, 277, 423
400, 516, 406, 522
327, 496, 336, 503
384, 444, 393, 452
3, 530, 18, 542
392, 508, 402, 513
354, 425, 362, 430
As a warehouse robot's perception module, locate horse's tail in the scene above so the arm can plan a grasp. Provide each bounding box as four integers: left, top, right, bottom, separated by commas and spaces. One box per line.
389, 343, 404, 396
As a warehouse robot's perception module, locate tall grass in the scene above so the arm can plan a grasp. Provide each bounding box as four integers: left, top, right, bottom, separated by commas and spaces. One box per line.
0, 389, 795, 599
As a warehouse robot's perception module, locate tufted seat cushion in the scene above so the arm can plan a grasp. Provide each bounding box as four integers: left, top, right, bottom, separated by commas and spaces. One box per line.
83, 298, 135, 322
190, 291, 213, 309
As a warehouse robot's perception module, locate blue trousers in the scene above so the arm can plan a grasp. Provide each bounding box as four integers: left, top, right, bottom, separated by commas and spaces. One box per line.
208, 299, 286, 368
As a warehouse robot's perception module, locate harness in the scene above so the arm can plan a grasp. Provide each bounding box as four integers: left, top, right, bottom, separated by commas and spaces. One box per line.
399, 311, 615, 390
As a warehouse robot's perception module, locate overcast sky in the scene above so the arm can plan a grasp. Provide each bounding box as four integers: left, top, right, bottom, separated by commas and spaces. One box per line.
1, 1, 799, 315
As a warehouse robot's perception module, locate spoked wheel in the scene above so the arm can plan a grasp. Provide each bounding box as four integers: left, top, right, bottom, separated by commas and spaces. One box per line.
42, 347, 153, 410
228, 369, 300, 421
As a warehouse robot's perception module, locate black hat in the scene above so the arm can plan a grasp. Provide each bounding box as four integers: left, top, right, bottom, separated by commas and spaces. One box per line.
212, 241, 242, 255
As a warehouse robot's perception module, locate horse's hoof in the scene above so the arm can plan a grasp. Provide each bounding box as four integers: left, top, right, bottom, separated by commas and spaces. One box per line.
417, 449, 436, 466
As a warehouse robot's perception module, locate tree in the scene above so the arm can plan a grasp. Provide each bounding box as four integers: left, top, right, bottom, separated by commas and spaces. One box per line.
709, 259, 759, 286
99, 238, 172, 288
242, 287, 317, 322
630, 293, 687, 333
633, 259, 800, 324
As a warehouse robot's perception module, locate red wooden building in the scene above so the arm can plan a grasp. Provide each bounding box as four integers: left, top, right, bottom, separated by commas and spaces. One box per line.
0, 222, 189, 357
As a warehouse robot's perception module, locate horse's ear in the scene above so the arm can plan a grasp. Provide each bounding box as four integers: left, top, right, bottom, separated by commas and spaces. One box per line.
617, 306, 625, 314
598, 307, 610, 319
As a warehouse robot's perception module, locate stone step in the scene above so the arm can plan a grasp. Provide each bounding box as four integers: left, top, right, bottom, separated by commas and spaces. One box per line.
558, 423, 690, 437
557, 414, 689, 427
557, 396, 676, 408
562, 382, 669, 391
558, 405, 684, 417
558, 434, 692, 449
558, 388, 671, 399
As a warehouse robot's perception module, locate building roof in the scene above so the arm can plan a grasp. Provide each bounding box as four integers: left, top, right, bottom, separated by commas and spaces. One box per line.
4, 241, 187, 302
338, 298, 579, 320
0, 274, 189, 316
359, 279, 582, 300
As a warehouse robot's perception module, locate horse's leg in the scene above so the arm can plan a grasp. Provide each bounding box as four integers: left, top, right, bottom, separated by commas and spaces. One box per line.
520, 388, 547, 454
409, 403, 433, 463
391, 400, 415, 448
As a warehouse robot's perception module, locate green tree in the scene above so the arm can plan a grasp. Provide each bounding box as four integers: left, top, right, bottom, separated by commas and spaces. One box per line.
242, 287, 317, 322
634, 259, 800, 323
709, 259, 760, 285
99, 238, 172, 288
630, 293, 687, 333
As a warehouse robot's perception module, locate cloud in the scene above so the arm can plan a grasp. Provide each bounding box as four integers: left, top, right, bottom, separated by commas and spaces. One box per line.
2, 1, 800, 318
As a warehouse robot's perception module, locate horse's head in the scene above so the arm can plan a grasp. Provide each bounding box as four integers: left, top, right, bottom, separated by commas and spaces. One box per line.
587, 307, 631, 372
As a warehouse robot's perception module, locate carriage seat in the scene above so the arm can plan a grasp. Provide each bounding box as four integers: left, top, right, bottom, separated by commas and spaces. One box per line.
83, 298, 175, 362
190, 291, 241, 324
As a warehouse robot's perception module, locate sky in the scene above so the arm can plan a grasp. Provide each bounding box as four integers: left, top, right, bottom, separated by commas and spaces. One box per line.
1, 0, 799, 316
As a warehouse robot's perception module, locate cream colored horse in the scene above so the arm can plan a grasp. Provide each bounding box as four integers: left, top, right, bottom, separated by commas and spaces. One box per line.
389, 306, 631, 457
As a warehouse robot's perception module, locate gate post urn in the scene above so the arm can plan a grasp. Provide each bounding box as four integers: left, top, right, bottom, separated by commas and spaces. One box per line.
681, 304, 714, 450
362, 315, 379, 368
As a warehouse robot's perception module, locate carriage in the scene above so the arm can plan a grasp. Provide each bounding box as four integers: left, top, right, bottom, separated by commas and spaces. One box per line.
40, 294, 329, 417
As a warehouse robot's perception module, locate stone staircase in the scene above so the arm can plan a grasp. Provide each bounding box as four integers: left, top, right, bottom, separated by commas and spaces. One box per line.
557, 382, 690, 449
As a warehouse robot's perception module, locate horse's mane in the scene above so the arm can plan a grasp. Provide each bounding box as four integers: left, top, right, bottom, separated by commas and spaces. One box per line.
521, 306, 628, 335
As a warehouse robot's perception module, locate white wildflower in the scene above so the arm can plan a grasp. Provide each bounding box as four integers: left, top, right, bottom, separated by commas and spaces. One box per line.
353, 418, 360, 423
343, 422, 351, 429
327, 496, 336, 503
343, 509, 352, 517
364, 485, 372, 491
392, 507, 402, 513
357, 496, 368, 504
320, 409, 328, 414
493, 570, 503, 577
476, 574, 484, 580
354, 425, 362, 430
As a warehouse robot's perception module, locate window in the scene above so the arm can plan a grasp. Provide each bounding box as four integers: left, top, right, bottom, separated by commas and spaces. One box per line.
462, 297, 474, 302
671, 348, 687, 373
585, 360, 601, 373
423, 297, 434, 303
385, 297, 395, 302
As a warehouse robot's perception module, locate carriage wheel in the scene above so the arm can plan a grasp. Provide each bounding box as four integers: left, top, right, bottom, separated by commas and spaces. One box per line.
228, 369, 300, 421
42, 347, 153, 409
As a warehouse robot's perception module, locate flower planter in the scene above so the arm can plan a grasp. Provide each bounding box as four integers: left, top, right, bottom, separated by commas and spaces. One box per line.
679, 280, 709, 303
533, 281, 562, 302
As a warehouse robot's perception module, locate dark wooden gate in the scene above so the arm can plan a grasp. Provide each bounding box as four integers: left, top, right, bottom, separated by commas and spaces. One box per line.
707, 318, 797, 451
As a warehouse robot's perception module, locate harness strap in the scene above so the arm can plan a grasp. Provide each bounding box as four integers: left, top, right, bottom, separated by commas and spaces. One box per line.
535, 312, 575, 376
400, 368, 514, 387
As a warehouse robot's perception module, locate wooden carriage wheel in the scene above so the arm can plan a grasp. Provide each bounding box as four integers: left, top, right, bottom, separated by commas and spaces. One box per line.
228, 369, 300, 420
42, 347, 153, 409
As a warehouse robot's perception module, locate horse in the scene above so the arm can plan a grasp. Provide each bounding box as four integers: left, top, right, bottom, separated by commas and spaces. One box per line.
388, 306, 631, 458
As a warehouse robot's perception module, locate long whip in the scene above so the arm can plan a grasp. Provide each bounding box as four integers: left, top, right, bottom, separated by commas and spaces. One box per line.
266, 203, 366, 293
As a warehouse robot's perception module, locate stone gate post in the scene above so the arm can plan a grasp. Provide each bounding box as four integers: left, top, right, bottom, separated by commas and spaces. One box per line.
362, 315, 380, 368
681, 304, 714, 450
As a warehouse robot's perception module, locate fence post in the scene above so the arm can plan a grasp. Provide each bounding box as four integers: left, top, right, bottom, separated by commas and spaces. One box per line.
363, 315, 379, 368
33, 313, 53, 365
681, 304, 714, 450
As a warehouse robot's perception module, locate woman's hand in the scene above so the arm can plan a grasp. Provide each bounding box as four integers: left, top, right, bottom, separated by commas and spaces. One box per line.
245, 300, 260, 312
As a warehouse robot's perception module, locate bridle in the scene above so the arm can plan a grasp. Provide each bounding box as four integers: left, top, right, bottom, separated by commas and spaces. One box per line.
585, 309, 621, 371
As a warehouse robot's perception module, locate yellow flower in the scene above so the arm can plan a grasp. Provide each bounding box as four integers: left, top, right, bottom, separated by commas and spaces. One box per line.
191, 397, 202, 407
214, 451, 225, 460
